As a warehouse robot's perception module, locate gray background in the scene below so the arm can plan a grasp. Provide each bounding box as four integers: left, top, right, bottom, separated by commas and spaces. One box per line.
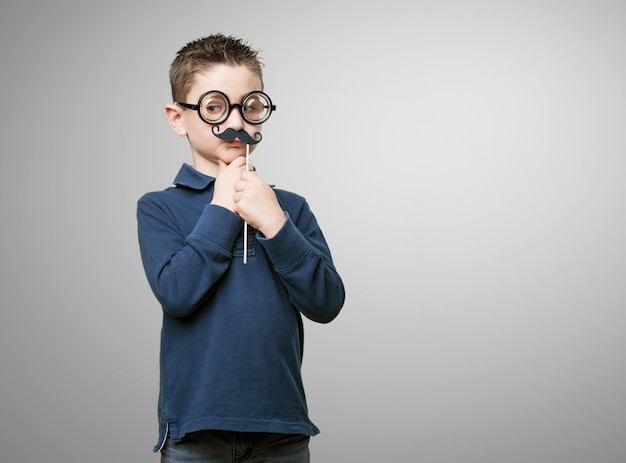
1, 1, 625, 462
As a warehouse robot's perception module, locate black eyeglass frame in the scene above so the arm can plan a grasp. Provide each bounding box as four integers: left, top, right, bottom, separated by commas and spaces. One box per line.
176, 90, 276, 125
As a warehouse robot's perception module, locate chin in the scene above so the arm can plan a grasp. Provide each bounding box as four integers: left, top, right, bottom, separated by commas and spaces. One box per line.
226, 146, 247, 158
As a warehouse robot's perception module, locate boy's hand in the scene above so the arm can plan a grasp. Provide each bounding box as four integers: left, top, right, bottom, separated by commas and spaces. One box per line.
234, 170, 287, 239
211, 157, 246, 212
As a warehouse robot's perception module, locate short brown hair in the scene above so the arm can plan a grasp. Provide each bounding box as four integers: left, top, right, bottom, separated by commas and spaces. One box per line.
169, 34, 264, 103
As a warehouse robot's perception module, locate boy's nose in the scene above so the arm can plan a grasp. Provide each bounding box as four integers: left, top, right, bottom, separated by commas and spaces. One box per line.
224, 106, 245, 129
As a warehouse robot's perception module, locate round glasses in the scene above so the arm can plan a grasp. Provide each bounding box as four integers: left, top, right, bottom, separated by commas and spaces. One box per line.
176, 90, 276, 125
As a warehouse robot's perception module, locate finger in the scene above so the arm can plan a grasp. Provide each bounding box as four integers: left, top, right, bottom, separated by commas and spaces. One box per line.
241, 170, 259, 182
220, 156, 245, 168
230, 156, 246, 167
217, 159, 227, 175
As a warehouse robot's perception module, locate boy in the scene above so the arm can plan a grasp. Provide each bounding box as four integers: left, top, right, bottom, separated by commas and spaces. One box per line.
137, 34, 345, 462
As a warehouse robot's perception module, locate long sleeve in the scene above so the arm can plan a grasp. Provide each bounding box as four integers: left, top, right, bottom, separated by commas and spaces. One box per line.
259, 196, 345, 323
137, 194, 241, 317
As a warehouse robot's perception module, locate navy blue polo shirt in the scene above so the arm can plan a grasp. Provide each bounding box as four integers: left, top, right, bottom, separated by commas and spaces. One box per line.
137, 163, 344, 450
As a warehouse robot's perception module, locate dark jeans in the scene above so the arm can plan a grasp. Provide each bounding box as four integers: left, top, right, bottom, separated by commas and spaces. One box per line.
160, 430, 310, 463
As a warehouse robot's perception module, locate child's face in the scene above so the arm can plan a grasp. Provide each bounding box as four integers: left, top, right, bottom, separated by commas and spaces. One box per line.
171, 64, 263, 176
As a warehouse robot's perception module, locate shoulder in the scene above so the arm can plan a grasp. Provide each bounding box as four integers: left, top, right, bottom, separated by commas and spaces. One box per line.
273, 188, 320, 226
273, 187, 305, 202
273, 188, 308, 211
138, 185, 177, 206
137, 164, 209, 208
136, 185, 187, 221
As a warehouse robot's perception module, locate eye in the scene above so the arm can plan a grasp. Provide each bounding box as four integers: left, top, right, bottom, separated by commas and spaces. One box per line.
198, 91, 229, 122
243, 101, 261, 113
204, 99, 226, 114
204, 102, 225, 114
242, 95, 267, 119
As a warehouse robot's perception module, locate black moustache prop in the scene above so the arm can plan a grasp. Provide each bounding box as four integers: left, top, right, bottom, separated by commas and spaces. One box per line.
212, 126, 262, 145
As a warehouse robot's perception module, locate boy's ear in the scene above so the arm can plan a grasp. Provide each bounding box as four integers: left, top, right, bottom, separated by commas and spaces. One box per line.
165, 104, 188, 136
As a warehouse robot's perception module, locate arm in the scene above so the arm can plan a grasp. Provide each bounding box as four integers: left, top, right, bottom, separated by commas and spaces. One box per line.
258, 198, 345, 324
221, 167, 345, 323
137, 195, 240, 317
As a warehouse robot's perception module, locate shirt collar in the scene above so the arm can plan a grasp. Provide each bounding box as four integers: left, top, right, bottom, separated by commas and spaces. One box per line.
173, 163, 215, 190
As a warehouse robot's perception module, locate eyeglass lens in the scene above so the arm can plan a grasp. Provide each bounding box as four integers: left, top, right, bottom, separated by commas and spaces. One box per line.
199, 91, 272, 124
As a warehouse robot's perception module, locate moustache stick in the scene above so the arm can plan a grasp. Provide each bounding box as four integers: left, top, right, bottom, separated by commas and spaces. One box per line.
212, 126, 262, 264
243, 143, 250, 264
